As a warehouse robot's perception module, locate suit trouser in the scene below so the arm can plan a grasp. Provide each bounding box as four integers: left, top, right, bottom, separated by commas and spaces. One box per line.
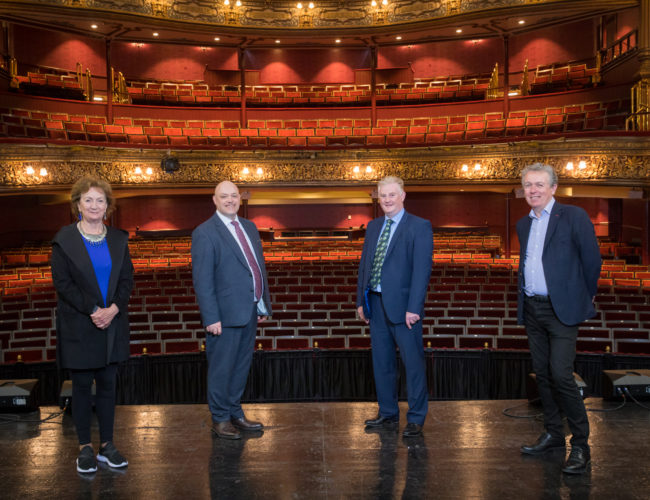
369, 292, 428, 425
205, 304, 257, 422
524, 296, 589, 448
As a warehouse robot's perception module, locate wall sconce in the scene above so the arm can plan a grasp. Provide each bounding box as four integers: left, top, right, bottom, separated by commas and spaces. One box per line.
461, 164, 468, 172
370, 0, 389, 24
474, 163, 481, 171
134, 166, 142, 175
365, 165, 373, 173
256, 167, 263, 175
39, 168, 48, 177
578, 160, 587, 170
242, 167, 250, 175
566, 161, 574, 171
145, 167, 153, 175
150, 0, 168, 17
353, 165, 360, 173
297, 2, 315, 27
224, 0, 242, 24
26, 166, 35, 175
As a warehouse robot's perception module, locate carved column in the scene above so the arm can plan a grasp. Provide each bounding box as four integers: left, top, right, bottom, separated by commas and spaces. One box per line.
239, 47, 247, 127
639, 0, 650, 78
105, 39, 113, 124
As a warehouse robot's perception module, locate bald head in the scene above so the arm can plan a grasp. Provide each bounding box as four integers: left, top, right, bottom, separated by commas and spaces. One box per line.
213, 181, 241, 220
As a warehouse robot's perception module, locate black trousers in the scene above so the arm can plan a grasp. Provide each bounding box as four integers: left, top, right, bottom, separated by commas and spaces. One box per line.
70, 364, 118, 445
524, 296, 589, 449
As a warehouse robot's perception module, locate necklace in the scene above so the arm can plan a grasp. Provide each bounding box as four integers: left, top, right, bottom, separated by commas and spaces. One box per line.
77, 222, 107, 246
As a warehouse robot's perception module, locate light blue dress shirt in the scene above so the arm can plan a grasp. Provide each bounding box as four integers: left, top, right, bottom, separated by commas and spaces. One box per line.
374, 208, 404, 293
523, 198, 555, 297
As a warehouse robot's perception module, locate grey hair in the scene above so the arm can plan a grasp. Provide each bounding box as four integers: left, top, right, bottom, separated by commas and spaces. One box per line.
378, 176, 405, 192
521, 163, 558, 187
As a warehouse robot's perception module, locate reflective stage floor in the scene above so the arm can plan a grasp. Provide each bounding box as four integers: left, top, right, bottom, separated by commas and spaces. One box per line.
1, 399, 649, 499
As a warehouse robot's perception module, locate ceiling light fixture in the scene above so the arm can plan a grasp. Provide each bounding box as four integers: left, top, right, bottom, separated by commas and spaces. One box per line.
456, 29, 462, 33
518, 20, 525, 25
153, 32, 159, 37
91, 24, 98, 29
396, 35, 402, 40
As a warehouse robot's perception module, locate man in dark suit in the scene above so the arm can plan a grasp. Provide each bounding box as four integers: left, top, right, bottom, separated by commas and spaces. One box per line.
516, 163, 601, 474
192, 181, 272, 440
357, 176, 433, 437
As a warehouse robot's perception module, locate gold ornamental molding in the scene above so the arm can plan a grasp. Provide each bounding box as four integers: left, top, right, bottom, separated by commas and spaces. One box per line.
1, 137, 650, 190
1, 0, 638, 31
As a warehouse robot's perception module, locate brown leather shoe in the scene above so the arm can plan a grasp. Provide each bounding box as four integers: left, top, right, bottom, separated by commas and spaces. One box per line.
231, 416, 263, 431
212, 421, 242, 440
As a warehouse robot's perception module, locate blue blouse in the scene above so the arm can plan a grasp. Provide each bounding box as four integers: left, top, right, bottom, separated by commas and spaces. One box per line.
82, 238, 112, 307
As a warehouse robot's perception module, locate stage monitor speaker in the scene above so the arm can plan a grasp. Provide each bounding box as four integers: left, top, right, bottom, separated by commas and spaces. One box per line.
602, 369, 650, 400
59, 380, 96, 410
526, 372, 587, 405
0, 379, 39, 412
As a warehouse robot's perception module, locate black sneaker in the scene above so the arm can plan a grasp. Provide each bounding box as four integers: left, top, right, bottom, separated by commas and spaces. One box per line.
76, 445, 97, 473
97, 442, 128, 468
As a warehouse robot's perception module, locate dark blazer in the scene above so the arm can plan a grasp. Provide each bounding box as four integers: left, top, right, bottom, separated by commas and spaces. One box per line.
51, 224, 133, 369
191, 213, 272, 328
356, 211, 433, 324
516, 201, 601, 326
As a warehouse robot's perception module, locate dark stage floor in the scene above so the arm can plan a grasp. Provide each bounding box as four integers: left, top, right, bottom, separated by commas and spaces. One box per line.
1, 399, 649, 499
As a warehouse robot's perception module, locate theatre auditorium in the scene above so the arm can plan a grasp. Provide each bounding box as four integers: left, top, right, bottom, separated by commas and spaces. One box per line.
1, 0, 650, 498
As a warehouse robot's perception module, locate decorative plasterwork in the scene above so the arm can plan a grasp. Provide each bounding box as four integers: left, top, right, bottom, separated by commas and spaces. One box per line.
12, 0, 575, 29
1, 137, 649, 189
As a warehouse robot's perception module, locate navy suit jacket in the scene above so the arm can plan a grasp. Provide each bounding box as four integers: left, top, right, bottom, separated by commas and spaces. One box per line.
192, 213, 272, 328
516, 201, 601, 326
356, 211, 433, 324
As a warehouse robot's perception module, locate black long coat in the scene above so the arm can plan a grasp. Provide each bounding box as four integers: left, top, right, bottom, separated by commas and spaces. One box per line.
51, 224, 134, 369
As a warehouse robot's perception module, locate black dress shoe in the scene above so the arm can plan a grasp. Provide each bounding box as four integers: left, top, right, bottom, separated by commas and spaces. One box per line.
402, 423, 423, 437
212, 421, 242, 440
520, 432, 565, 455
562, 447, 591, 474
364, 414, 399, 428
231, 416, 263, 431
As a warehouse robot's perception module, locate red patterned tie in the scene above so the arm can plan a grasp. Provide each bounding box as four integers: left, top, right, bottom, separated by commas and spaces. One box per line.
231, 220, 263, 302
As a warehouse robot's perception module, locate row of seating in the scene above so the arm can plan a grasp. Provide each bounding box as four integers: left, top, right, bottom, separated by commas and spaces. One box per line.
2, 260, 649, 362
0, 100, 629, 148
529, 63, 599, 95
11, 72, 86, 101
126, 81, 493, 107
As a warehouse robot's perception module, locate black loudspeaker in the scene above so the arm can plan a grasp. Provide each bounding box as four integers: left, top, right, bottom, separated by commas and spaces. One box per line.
0, 379, 39, 412
161, 155, 180, 174
526, 372, 587, 405
59, 380, 96, 410
602, 369, 650, 400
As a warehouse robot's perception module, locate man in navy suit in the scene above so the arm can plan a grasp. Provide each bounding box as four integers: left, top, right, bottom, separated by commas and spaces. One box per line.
516, 163, 601, 474
357, 176, 433, 437
192, 181, 272, 439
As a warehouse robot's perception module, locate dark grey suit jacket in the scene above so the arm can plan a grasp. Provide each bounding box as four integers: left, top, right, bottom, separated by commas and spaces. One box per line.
516, 201, 601, 326
191, 213, 272, 328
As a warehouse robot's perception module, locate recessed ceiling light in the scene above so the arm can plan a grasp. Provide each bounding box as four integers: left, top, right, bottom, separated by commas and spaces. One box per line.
153, 32, 159, 37
214, 37, 220, 41
396, 35, 402, 40
91, 24, 98, 29
275, 39, 281, 44
456, 29, 462, 33
335, 39, 341, 43
518, 20, 525, 25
